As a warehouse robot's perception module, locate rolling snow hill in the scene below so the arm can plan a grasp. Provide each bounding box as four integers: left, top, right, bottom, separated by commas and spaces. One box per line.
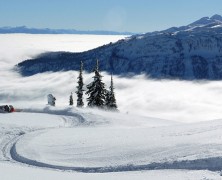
18, 14, 222, 80
0, 106, 222, 179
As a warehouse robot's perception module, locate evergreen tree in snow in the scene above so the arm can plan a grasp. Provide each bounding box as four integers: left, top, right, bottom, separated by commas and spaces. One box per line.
105, 89, 110, 108
76, 61, 84, 107
86, 60, 106, 108
69, 92, 73, 106
105, 74, 118, 110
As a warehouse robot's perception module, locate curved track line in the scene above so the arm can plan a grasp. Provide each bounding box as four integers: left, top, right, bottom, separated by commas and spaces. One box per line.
2, 111, 85, 164
5, 111, 222, 173
9, 139, 222, 173
2, 132, 25, 162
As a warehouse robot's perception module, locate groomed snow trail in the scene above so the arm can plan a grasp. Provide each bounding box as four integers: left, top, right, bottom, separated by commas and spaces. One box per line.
2, 108, 222, 174
0, 109, 85, 165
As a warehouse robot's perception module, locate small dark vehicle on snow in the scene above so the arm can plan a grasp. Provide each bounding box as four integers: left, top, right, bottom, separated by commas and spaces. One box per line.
0, 105, 15, 113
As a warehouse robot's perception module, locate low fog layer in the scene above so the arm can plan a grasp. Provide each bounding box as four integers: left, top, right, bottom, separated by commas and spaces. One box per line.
1, 34, 222, 122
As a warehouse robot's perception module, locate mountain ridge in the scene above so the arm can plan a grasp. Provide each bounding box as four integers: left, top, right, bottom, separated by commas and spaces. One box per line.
17, 15, 222, 80
0, 26, 135, 35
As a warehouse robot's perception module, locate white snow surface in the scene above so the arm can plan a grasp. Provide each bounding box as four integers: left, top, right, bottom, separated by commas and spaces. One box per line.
0, 34, 222, 179
14, 114, 222, 168
0, 106, 222, 179
1, 163, 220, 180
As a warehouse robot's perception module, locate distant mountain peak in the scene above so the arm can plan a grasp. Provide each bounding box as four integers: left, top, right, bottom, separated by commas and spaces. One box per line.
189, 14, 222, 27
150, 14, 222, 35
189, 17, 212, 26
210, 14, 222, 21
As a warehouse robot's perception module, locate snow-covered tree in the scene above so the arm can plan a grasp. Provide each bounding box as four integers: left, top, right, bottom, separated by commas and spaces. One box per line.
47, 94, 56, 106
69, 92, 73, 106
105, 74, 118, 110
76, 61, 84, 107
86, 60, 106, 108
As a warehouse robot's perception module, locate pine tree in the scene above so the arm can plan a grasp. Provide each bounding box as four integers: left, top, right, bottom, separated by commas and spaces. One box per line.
105, 74, 118, 110
86, 60, 106, 108
69, 92, 73, 106
105, 89, 110, 107
76, 61, 84, 107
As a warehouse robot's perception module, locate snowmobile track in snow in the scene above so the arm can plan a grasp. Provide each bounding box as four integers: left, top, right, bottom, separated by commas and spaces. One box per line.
4, 110, 222, 173
2, 132, 25, 162
9, 138, 222, 173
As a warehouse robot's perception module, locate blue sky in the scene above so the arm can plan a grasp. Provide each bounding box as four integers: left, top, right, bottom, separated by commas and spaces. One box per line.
0, 0, 222, 32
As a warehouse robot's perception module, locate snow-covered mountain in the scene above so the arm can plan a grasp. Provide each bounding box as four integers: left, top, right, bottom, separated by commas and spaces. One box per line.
18, 15, 222, 80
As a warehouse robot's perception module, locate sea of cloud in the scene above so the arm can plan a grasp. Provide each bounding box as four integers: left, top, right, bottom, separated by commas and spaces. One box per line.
1, 34, 222, 123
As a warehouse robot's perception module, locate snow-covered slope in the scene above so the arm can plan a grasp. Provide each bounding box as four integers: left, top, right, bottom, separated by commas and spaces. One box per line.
18, 14, 222, 80
0, 106, 222, 179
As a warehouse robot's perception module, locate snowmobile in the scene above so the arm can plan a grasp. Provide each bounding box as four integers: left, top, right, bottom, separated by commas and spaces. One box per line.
0, 105, 15, 113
